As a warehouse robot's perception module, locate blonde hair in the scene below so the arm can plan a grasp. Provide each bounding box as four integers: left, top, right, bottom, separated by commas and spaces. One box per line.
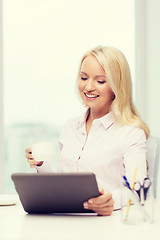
78, 46, 150, 139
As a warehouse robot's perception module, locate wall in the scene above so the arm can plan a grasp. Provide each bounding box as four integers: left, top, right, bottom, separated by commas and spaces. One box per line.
135, 0, 160, 137
146, 0, 160, 137
0, 0, 4, 192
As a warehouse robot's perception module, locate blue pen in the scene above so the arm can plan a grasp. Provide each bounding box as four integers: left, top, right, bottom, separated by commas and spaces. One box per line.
123, 176, 131, 189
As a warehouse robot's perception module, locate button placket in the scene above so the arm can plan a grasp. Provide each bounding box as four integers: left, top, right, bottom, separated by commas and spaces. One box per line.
76, 120, 100, 172
76, 136, 88, 172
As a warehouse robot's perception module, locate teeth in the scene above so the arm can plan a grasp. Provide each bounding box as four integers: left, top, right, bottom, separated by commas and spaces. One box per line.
85, 93, 99, 98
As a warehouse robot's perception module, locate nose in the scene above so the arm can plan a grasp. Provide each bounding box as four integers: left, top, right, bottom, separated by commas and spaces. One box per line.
85, 79, 95, 92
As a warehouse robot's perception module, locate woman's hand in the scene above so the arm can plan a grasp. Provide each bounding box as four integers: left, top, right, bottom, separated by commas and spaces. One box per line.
83, 188, 114, 216
25, 146, 43, 168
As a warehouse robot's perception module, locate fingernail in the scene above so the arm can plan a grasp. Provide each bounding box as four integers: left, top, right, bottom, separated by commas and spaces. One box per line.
88, 200, 92, 204
83, 203, 88, 209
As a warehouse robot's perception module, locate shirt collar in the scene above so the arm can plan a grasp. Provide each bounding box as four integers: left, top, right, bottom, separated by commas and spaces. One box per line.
76, 108, 90, 129
98, 111, 115, 130
76, 108, 115, 130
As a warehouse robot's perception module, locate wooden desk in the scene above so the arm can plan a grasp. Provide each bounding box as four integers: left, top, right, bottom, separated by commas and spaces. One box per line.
0, 195, 160, 240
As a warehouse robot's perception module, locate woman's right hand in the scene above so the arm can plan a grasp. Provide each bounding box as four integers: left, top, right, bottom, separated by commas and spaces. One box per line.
25, 146, 43, 168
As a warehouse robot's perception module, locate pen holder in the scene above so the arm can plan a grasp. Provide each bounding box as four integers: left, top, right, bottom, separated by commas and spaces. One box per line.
121, 178, 154, 225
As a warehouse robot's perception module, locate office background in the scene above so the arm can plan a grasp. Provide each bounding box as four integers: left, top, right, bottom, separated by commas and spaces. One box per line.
0, 0, 160, 193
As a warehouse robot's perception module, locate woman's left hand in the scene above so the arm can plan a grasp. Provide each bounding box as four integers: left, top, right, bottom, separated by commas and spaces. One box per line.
83, 188, 114, 216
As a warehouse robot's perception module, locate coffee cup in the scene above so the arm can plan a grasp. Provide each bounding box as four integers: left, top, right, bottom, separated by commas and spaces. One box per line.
31, 142, 55, 161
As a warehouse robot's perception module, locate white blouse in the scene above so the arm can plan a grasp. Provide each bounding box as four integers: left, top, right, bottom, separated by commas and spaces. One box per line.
36, 110, 147, 209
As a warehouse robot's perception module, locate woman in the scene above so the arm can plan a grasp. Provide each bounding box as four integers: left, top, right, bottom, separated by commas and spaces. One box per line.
25, 46, 150, 216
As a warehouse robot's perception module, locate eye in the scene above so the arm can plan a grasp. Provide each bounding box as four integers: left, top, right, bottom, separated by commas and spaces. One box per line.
81, 77, 88, 80
97, 80, 106, 84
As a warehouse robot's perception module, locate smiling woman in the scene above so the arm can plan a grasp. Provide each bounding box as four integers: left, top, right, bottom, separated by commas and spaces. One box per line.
26, 46, 149, 216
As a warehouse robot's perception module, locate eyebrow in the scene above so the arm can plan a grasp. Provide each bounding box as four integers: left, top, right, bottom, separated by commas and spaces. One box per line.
80, 71, 106, 78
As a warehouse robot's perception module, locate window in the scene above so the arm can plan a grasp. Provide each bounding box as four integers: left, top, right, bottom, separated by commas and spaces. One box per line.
1, 0, 135, 192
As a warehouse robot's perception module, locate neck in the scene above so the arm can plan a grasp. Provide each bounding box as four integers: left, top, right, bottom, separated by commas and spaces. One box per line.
85, 108, 110, 136
87, 108, 110, 122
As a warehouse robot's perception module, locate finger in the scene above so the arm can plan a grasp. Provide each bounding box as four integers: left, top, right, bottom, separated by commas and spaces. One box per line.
92, 205, 114, 216
91, 198, 114, 209
28, 159, 37, 165
28, 159, 43, 168
96, 207, 114, 216
29, 162, 37, 168
30, 164, 37, 168
25, 152, 33, 159
88, 192, 112, 206
25, 146, 32, 153
99, 188, 104, 195
84, 198, 114, 210
27, 158, 35, 164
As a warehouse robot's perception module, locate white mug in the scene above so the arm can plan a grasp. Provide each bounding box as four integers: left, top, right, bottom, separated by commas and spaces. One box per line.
31, 142, 55, 161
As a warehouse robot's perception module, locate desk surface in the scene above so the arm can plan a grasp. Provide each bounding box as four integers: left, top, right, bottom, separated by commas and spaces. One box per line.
0, 195, 160, 240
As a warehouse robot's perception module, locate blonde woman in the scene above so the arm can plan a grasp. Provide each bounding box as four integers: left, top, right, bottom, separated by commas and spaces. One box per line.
26, 46, 149, 216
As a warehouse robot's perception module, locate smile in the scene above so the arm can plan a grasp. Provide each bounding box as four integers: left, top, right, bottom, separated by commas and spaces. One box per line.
84, 93, 99, 99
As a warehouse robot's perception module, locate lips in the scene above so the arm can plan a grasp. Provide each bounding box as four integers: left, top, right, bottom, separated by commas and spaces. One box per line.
84, 93, 99, 99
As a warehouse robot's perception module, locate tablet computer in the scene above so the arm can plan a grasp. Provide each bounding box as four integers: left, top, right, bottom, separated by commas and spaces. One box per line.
11, 172, 100, 214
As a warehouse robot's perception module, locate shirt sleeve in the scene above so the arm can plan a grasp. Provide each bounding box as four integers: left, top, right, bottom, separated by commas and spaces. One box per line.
34, 120, 70, 174
111, 127, 147, 210
35, 119, 73, 174
96, 177, 121, 210
122, 127, 147, 185
98, 127, 147, 210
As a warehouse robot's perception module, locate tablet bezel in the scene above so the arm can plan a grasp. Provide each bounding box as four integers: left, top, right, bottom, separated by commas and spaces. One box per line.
11, 172, 100, 214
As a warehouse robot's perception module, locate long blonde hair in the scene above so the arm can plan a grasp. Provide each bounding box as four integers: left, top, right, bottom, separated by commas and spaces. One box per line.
78, 46, 150, 139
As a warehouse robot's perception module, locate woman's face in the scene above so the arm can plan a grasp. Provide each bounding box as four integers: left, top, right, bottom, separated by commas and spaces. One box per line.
78, 54, 114, 117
